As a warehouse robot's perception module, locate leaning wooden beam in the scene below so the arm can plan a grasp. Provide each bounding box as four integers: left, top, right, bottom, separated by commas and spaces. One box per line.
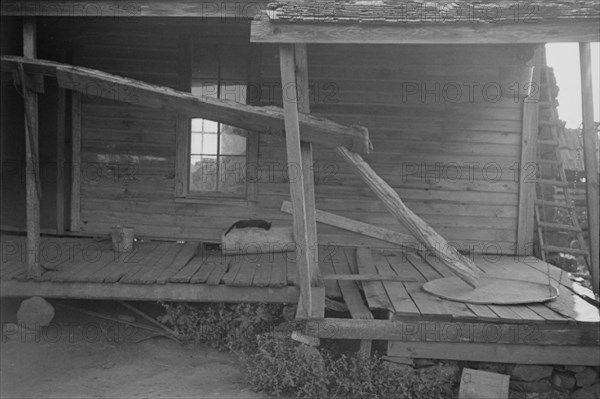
294, 44, 320, 280
0, 56, 371, 156
579, 43, 600, 294
280, 44, 317, 319
22, 17, 41, 279
336, 147, 482, 287
281, 200, 419, 249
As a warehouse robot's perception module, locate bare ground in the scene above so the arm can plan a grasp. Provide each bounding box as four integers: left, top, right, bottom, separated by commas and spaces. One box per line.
1, 298, 265, 399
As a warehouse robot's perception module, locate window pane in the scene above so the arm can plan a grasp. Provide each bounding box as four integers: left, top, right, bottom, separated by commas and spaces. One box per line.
190, 155, 217, 192
190, 131, 218, 155
218, 156, 246, 194
220, 125, 246, 155
192, 82, 218, 98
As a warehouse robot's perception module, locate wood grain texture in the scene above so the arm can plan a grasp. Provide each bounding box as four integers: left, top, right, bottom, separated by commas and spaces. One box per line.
336, 146, 481, 287
579, 42, 600, 294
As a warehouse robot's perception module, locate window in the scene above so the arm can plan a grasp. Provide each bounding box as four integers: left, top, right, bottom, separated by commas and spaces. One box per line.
182, 42, 255, 199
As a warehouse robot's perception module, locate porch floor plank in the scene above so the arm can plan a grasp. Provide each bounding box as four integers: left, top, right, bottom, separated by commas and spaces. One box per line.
232, 259, 257, 287
189, 259, 216, 284
372, 251, 420, 317
156, 242, 199, 284
252, 260, 272, 287
170, 254, 204, 283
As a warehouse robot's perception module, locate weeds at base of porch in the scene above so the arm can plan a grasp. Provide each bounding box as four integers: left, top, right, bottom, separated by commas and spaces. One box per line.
158, 302, 457, 398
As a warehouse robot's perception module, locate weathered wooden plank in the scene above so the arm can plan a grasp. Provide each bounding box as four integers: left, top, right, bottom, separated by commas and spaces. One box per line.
336, 146, 481, 287
305, 318, 599, 346
70, 91, 82, 232
98, 241, 159, 283
252, 260, 273, 287
117, 242, 172, 283
1, 0, 268, 18
221, 256, 244, 285
281, 200, 418, 249
516, 47, 542, 255
295, 43, 320, 279
22, 17, 41, 279
0, 279, 299, 304
269, 259, 287, 288
403, 254, 477, 319
156, 242, 199, 284
56, 76, 66, 234
251, 16, 600, 44
580, 42, 600, 294
388, 342, 600, 366
170, 255, 204, 283
127, 243, 182, 284
318, 247, 342, 298
372, 251, 421, 317
285, 256, 298, 286
188, 260, 216, 284
330, 245, 373, 356
355, 248, 394, 311
0, 56, 371, 155
205, 260, 229, 286
232, 259, 257, 287
280, 43, 317, 319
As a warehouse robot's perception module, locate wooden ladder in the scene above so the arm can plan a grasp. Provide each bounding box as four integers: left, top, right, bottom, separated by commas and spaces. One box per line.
534, 65, 591, 267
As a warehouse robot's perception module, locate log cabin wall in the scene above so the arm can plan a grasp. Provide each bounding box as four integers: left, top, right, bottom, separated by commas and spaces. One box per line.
18, 18, 531, 254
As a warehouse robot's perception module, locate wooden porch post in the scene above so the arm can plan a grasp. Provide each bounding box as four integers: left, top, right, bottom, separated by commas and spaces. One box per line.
22, 17, 42, 278
579, 43, 599, 293
516, 47, 542, 255
279, 44, 319, 318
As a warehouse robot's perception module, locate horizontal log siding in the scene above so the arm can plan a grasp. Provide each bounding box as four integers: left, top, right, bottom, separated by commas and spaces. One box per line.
36, 19, 526, 254
259, 44, 527, 253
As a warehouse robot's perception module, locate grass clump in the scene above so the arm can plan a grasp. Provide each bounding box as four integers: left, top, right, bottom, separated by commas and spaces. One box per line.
159, 303, 457, 398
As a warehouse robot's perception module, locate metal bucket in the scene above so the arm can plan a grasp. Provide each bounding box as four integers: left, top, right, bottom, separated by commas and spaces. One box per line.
110, 226, 135, 253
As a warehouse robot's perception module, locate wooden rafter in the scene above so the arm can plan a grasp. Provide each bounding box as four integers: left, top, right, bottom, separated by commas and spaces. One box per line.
251, 16, 600, 44
0, 55, 371, 156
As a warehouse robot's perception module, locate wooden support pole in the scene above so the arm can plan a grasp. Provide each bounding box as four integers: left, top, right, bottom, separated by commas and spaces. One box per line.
579, 43, 600, 294
294, 44, 319, 279
56, 65, 66, 234
279, 44, 317, 318
22, 17, 41, 278
516, 47, 542, 255
70, 91, 81, 232
335, 146, 482, 287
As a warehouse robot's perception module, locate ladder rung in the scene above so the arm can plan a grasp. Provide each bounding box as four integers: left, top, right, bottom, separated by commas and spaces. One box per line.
535, 199, 574, 209
542, 245, 589, 256
537, 139, 558, 145
537, 222, 581, 232
537, 159, 562, 165
536, 179, 569, 187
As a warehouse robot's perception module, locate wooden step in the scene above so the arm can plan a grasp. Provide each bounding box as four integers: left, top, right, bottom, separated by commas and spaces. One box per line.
542, 245, 589, 256
535, 199, 574, 209
537, 222, 581, 232
536, 179, 569, 187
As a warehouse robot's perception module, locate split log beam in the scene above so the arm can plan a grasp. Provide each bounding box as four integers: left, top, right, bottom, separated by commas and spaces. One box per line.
281, 200, 419, 249
294, 43, 319, 281
279, 44, 317, 319
319, 274, 418, 282
579, 43, 600, 294
335, 146, 482, 287
0, 56, 371, 156
22, 17, 41, 278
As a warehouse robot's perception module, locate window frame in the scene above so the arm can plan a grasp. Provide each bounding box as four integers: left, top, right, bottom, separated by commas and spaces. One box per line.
174, 35, 259, 203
